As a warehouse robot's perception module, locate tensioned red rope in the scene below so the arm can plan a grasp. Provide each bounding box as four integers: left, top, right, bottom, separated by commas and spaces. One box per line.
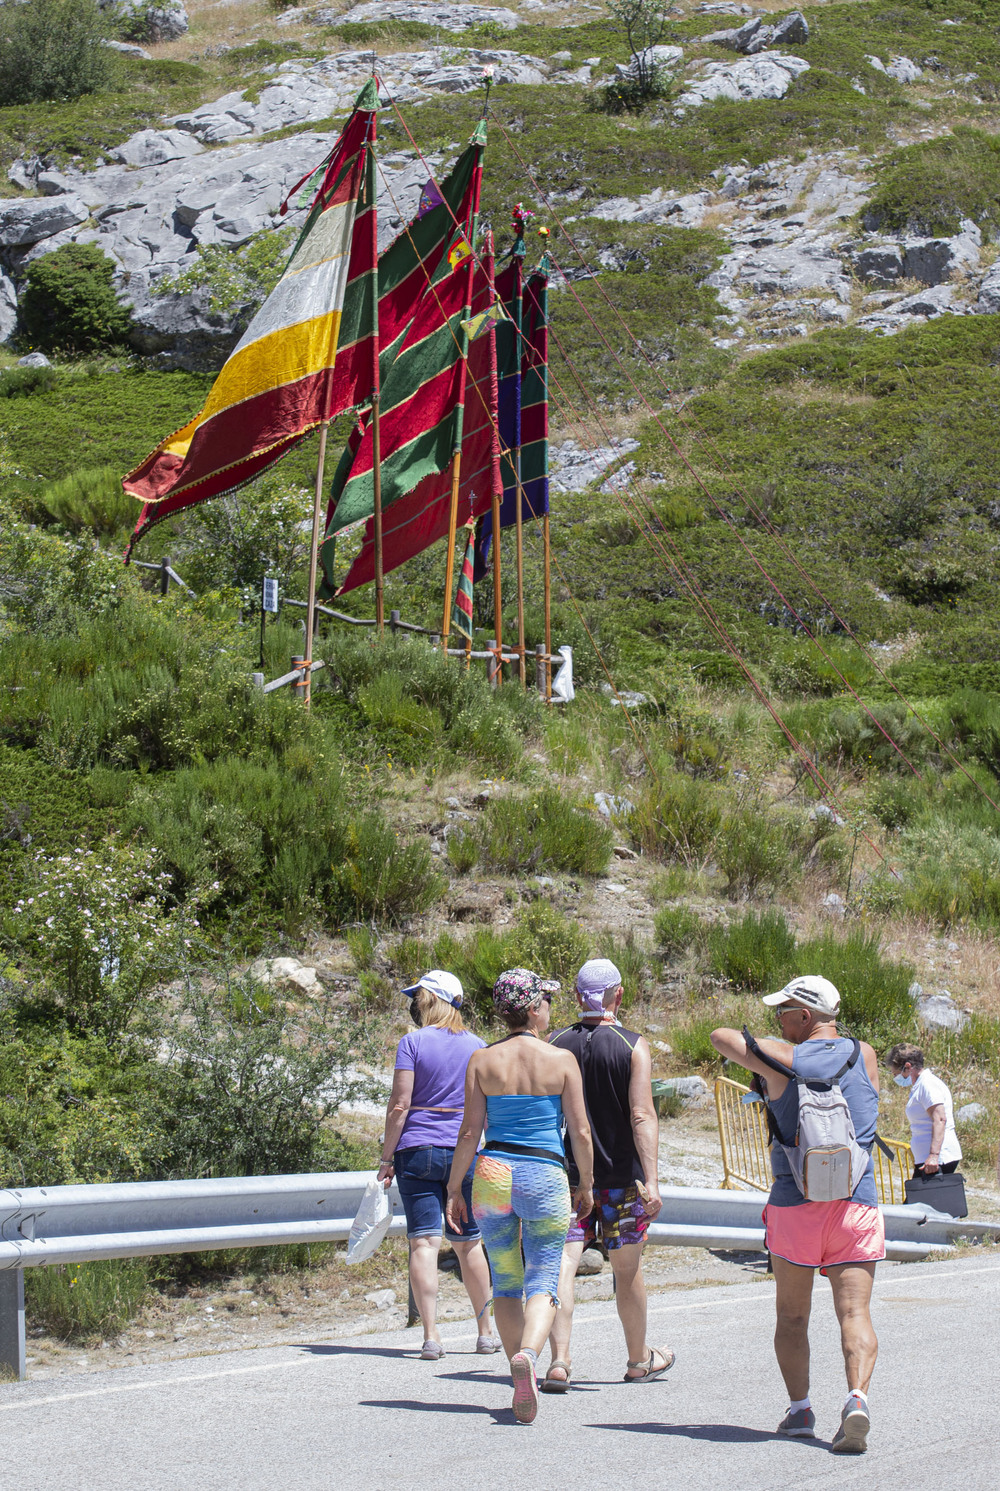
490, 110, 1000, 813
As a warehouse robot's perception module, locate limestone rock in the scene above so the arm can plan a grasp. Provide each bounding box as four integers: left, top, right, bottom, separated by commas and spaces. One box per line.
887, 55, 922, 83
655, 1075, 710, 1106
126, 287, 242, 370
676, 52, 809, 109
0, 273, 17, 344
615, 43, 683, 78
849, 243, 904, 286
892, 283, 960, 318
915, 992, 969, 1033
363, 1289, 397, 1309
98, 0, 189, 41
111, 129, 206, 167
102, 38, 152, 58
249, 955, 321, 993
772, 11, 808, 46
978, 262, 1000, 314
593, 791, 634, 820
809, 803, 847, 826
956, 1102, 987, 1124
902, 221, 980, 285
550, 437, 639, 493
0, 194, 90, 248
339, 2, 520, 28
17, 352, 51, 368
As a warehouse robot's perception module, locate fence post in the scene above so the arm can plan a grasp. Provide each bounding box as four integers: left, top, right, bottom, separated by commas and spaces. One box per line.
160, 555, 171, 598
486, 639, 500, 689
535, 643, 546, 699
389, 609, 400, 635
291, 655, 307, 702
251, 672, 265, 690
0, 1270, 25, 1381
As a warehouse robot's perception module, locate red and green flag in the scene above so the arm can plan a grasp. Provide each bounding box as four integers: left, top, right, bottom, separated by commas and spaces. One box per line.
452, 522, 476, 640
123, 79, 380, 555
320, 121, 503, 596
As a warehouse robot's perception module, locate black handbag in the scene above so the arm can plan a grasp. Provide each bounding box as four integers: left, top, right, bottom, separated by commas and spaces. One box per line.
903, 1170, 968, 1218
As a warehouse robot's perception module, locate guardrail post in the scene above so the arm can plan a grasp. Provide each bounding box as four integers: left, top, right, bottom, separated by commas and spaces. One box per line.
291, 655, 307, 702
0, 1270, 25, 1381
160, 555, 171, 598
486, 639, 499, 689
389, 609, 400, 635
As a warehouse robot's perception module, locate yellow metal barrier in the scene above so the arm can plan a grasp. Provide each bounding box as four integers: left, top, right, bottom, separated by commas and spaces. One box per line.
714, 1076, 914, 1203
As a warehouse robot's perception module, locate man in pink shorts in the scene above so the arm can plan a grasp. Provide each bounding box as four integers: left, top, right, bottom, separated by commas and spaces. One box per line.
712, 975, 884, 1454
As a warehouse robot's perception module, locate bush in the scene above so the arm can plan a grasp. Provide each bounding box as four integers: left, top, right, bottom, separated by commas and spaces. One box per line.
793, 929, 915, 1047
19, 244, 134, 354
25, 1258, 149, 1341
631, 769, 722, 866
434, 903, 589, 1018
653, 904, 704, 957
477, 788, 613, 876
37, 465, 138, 540
600, 0, 677, 113
340, 815, 444, 923
708, 908, 796, 993
717, 806, 800, 900
0, 0, 117, 105
864, 127, 1000, 238
590, 928, 655, 1006
446, 829, 478, 874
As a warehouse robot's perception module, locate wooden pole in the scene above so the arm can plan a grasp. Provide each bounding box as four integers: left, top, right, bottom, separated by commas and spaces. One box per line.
441, 450, 463, 645
368, 129, 384, 635
542, 511, 552, 703
303, 420, 329, 709
492, 484, 503, 688
512, 253, 526, 686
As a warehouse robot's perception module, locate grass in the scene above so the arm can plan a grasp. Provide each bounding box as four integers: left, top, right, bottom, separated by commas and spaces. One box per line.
25, 1259, 150, 1342
476, 787, 614, 876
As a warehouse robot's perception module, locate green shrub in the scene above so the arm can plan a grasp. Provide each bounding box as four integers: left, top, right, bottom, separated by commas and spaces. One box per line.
340, 815, 444, 923
926, 1013, 1000, 1082
0, 364, 58, 398
476, 788, 614, 876
864, 127, 1000, 238
653, 904, 704, 957
434, 903, 589, 1018
0, 0, 117, 105
589, 928, 655, 1005
794, 928, 915, 1047
631, 769, 722, 865
717, 806, 800, 900
25, 1258, 149, 1342
37, 465, 138, 539
446, 829, 478, 874
708, 908, 796, 993
19, 244, 133, 354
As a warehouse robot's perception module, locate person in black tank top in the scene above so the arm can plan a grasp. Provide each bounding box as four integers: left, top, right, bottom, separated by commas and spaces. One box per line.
540, 959, 674, 1393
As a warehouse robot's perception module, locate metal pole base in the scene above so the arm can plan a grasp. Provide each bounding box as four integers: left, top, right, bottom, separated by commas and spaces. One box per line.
0, 1271, 25, 1381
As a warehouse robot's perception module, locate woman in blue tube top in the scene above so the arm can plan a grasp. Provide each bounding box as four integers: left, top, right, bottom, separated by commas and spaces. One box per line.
446, 968, 594, 1425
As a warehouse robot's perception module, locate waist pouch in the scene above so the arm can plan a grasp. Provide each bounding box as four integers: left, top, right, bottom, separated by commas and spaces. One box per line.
482, 1140, 568, 1174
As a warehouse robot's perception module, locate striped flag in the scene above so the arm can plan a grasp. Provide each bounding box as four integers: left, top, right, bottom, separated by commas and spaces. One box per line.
452, 523, 476, 640
123, 80, 379, 555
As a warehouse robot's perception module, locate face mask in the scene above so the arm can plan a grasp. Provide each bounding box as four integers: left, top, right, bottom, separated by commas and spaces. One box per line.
893, 1073, 913, 1088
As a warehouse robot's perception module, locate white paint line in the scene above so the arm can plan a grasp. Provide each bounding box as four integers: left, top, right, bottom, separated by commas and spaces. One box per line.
0, 1357, 303, 1413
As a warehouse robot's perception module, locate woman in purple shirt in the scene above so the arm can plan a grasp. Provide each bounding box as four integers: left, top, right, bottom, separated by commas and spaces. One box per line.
377, 970, 497, 1360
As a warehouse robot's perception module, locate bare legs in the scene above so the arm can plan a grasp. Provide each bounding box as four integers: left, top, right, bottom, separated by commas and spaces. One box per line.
494, 1294, 558, 1361
547, 1238, 656, 1380
408, 1234, 494, 1345
772, 1256, 878, 1400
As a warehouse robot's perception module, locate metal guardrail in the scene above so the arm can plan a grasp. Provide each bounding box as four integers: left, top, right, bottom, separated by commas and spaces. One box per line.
2, 1170, 997, 1382
714, 1075, 915, 1205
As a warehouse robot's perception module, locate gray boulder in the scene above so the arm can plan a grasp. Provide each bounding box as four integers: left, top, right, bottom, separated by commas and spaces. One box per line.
677, 52, 810, 108
978, 262, 1000, 314
0, 272, 17, 344
126, 287, 242, 371
772, 11, 809, 46
902, 221, 980, 285
111, 129, 205, 167
892, 283, 959, 318
915, 992, 969, 1033
101, 38, 152, 59
98, 0, 189, 42
655, 1075, 710, 1106
0, 194, 90, 248
886, 55, 922, 83
956, 1102, 987, 1124
850, 243, 904, 286
17, 352, 51, 368
338, 2, 520, 27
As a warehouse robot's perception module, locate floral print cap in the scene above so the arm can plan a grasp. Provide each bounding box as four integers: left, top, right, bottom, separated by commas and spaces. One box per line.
492, 967, 544, 1014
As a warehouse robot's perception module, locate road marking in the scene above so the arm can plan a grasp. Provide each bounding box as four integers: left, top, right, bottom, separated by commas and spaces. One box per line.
0, 1358, 303, 1413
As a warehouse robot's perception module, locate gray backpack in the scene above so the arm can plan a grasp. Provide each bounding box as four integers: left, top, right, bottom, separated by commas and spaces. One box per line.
743, 1030, 871, 1202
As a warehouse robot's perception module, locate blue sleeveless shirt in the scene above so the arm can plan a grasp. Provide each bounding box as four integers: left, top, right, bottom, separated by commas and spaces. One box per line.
484, 1094, 565, 1169
766, 1037, 879, 1208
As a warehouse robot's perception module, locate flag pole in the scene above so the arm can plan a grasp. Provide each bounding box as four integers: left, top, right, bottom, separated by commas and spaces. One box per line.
441, 82, 489, 655
543, 510, 552, 703
367, 95, 384, 634
304, 419, 329, 709
511, 221, 526, 688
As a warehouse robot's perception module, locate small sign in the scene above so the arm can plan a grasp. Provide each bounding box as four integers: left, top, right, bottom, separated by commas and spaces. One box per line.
262, 576, 279, 614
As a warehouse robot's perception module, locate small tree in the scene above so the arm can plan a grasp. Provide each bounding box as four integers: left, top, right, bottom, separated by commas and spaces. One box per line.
605, 0, 678, 107
19, 243, 133, 355
0, 0, 117, 106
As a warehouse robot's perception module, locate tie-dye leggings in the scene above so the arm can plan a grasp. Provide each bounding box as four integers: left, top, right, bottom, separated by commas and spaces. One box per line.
472, 1152, 572, 1301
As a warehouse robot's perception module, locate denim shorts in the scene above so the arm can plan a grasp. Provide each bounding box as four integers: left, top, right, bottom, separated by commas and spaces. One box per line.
394, 1145, 481, 1241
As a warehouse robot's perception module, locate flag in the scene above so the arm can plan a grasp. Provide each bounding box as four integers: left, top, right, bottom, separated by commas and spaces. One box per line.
320, 121, 503, 596
123, 80, 380, 555
448, 235, 473, 271
461, 301, 509, 342
474, 261, 549, 581
452, 523, 476, 640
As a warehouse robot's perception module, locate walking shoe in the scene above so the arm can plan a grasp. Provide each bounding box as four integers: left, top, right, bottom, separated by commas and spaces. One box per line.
476, 1334, 501, 1354
831, 1393, 870, 1454
510, 1352, 539, 1424
776, 1406, 816, 1438
420, 1340, 445, 1361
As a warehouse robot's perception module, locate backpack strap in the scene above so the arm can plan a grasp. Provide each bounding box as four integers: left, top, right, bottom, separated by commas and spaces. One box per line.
741, 1026, 795, 1080
873, 1132, 895, 1161
831, 1040, 861, 1082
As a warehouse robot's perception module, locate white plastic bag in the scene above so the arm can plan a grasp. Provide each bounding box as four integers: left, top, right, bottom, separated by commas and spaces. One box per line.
345, 1177, 393, 1265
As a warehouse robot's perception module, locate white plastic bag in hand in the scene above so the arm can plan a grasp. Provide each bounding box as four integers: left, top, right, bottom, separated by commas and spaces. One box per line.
346, 1177, 393, 1264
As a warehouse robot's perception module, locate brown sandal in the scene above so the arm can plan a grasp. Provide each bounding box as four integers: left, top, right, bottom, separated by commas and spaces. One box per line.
539, 1360, 572, 1394
624, 1346, 675, 1383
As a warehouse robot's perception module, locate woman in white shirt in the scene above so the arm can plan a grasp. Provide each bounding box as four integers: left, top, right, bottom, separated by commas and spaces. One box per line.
887, 1043, 962, 1176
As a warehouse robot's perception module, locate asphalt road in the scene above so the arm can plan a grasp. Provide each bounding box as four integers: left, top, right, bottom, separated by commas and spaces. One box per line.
3, 1252, 998, 1491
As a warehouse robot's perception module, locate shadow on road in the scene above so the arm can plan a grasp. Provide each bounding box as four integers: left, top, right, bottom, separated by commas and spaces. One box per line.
291, 1344, 419, 1359
590, 1422, 829, 1448
361, 1398, 512, 1425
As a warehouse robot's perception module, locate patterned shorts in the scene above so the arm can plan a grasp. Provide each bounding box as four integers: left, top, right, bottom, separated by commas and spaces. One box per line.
567, 1183, 651, 1251
472, 1152, 571, 1301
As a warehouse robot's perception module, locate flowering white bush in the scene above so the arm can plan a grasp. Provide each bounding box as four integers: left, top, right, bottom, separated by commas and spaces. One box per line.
8, 840, 189, 1040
